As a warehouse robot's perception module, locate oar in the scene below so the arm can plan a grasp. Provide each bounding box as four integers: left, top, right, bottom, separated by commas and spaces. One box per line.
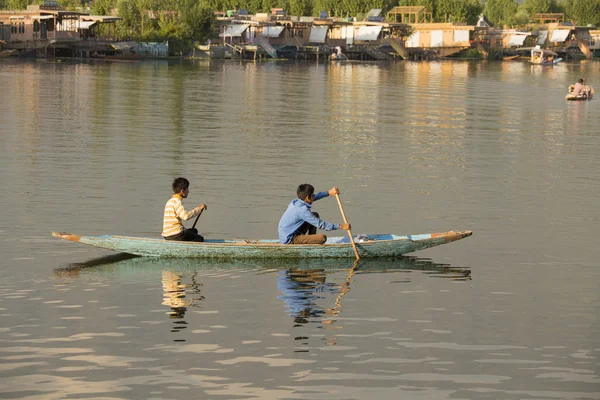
192, 208, 204, 230
335, 194, 360, 260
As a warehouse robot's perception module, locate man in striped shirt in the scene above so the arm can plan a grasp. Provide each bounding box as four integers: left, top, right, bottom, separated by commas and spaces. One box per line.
162, 177, 207, 242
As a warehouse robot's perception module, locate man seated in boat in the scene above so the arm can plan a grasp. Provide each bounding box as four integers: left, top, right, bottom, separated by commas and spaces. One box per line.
278, 184, 350, 245
571, 79, 585, 97
162, 177, 207, 242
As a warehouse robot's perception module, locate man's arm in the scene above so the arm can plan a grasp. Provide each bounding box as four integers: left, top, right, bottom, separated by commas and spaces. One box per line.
301, 208, 339, 231
314, 187, 340, 202
175, 200, 203, 221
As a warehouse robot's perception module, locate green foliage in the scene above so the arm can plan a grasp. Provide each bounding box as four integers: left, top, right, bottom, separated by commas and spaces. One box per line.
5, 0, 27, 10
179, 0, 214, 40
435, 0, 482, 24
117, 0, 140, 32
458, 47, 483, 58
92, 0, 117, 15
288, 0, 312, 16
397, 0, 434, 9
521, 0, 557, 15
513, 9, 529, 26
313, 0, 344, 17
341, 0, 369, 17
562, 0, 600, 26
58, 0, 83, 10
484, 0, 518, 27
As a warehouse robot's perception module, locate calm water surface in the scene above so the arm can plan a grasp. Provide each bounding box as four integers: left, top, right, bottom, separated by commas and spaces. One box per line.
0, 58, 599, 399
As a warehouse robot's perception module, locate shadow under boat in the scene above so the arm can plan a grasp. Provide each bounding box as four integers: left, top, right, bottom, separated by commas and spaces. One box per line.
54, 254, 471, 280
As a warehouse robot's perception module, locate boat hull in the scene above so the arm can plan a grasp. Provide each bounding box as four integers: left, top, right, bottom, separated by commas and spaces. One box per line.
52, 231, 472, 259
565, 84, 594, 101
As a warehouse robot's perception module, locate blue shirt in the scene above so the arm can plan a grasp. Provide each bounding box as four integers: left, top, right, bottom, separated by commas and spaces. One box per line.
278, 192, 339, 244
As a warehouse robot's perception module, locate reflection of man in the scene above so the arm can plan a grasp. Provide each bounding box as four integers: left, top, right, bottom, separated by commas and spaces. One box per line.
277, 269, 339, 324
162, 271, 192, 319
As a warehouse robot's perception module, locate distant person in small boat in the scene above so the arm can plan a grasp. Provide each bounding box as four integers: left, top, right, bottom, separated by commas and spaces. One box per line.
162, 177, 206, 242
572, 79, 585, 97
278, 184, 350, 245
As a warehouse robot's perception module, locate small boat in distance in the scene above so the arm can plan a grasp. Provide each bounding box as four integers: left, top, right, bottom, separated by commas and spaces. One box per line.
52, 230, 473, 259
530, 46, 561, 65
565, 84, 594, 101
0, 49, 17, 58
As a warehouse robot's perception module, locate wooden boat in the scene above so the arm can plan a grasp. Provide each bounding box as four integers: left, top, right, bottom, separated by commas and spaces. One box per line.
52, 230, 472, 259
502, 55, 519, 61
54, 253, 471, 280
565, 84, 594, 101
530, 47, 561, 65
0, 49, 17, 58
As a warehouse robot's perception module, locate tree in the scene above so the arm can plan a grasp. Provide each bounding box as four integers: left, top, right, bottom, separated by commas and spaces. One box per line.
522, 0, 558, 15
342, 0, 368, 17
5, 0, 27, 10
288, 0, 312, 16
563, 0, 600, 26
484, 0, 518, 27
435, 0, 482, 24
179, 0, 214, 41
92, 0, 117, 15
117, 0, 141, 35
136, 0, 155, 36
58, 0, 83, 10
313, 0, 343, 17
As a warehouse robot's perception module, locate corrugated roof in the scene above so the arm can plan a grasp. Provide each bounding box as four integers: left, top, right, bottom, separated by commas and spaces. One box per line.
537, 30, 548, 44
260, 26, 284, 38
219, 24, 250, 37
550, 29, 570, 42
355, 25, 382, 41
508, 34, 527, 46
308, 26, 328, 43
78, 21, 96, 29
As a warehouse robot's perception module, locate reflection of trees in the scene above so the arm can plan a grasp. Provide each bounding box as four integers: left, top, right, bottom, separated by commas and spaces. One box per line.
162, 271, 204, 335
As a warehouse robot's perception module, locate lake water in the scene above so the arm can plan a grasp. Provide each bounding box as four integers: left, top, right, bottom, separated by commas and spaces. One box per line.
0, 58, 599, 399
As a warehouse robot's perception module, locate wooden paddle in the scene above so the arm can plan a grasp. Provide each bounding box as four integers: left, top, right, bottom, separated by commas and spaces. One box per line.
192, 207, 205, 229
335, 194, 360, 260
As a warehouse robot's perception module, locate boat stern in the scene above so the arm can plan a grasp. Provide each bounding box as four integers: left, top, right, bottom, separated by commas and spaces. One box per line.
431, 230, 473, 243
52, 232, 82, 243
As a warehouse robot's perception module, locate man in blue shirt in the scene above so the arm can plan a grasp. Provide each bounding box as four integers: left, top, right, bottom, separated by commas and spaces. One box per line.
278, 184, 350, 244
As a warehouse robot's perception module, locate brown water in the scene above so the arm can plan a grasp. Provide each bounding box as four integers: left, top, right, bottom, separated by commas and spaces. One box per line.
0, 58, 599, 399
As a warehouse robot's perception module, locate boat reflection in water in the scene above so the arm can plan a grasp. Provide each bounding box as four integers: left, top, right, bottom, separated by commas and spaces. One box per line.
275, 258, 470, 347
54, 255, 470, 344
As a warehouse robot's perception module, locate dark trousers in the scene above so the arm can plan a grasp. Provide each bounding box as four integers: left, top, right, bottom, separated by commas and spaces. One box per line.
164, 228, 204, 242
297, 212, 319, 236
291, 212, 327, 245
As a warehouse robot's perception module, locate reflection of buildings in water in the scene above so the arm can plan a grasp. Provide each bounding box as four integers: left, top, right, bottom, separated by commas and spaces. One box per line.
406, 61, 467, 131
328, 64, 381, 140
327, 64, 379, 184
161, 271, 204, 330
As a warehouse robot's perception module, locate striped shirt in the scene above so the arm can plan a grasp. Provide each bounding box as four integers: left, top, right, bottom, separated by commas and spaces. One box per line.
162, 194, 202, 237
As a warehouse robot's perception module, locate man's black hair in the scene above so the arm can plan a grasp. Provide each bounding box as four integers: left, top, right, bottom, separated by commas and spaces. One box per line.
297, 184, 315, 200
172, 177, 190, 193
